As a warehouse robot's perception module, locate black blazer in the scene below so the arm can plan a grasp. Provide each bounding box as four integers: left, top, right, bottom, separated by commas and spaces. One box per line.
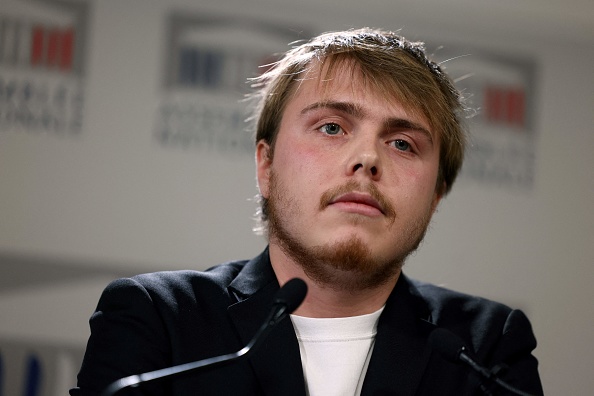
72, 248, 543, 395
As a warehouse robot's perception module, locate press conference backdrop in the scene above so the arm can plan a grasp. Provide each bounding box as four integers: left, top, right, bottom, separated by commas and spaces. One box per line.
1, 0, 593, 395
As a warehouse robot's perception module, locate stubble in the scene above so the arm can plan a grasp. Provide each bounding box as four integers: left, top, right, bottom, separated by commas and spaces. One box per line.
266, 170, 433, 292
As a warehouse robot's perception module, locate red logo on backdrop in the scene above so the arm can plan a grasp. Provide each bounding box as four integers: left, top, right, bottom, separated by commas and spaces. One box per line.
30, 25, 75, 71
485, 86, 526, 129
433, 47, 537, 189
0, 0, 89, 135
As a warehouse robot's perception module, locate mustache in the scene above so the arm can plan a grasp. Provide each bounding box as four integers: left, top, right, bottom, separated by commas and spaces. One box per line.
319, 180, 396, 220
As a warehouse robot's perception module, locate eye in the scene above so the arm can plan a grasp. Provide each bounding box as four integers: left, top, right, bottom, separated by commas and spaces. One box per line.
390, 139, 411, 151
319, 123, 343, 135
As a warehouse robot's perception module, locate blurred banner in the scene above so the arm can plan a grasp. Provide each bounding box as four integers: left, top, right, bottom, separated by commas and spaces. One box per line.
1, 1, 536, 185
154, 13, 310, 153
433, 48, 537, 189
0, 0, 89, 137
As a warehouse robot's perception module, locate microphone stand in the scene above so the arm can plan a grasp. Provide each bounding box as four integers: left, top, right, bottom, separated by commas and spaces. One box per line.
429, 328, 535, 396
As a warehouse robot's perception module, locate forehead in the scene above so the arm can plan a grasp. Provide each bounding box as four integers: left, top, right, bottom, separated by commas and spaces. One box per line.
288, 60, 433, 132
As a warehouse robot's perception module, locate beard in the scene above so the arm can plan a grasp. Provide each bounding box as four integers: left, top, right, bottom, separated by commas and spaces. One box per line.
266, 170, 434, 292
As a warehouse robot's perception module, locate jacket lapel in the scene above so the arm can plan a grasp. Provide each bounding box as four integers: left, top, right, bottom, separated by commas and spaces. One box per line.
361, 274, 436, 396
226, 249, 306, 396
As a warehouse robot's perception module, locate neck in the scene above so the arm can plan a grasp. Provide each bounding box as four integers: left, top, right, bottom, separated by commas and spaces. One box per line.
268, 243, 400, 318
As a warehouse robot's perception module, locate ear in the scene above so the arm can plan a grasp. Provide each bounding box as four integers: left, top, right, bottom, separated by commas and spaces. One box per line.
256, 140, 272, 199
430, 182, 445, 214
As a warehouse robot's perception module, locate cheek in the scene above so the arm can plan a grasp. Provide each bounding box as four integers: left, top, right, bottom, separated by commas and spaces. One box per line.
277, 138, 332, 182
397, 165, 439, 204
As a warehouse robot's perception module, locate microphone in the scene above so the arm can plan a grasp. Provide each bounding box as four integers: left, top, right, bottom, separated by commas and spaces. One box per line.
428, 328, 534, 396
101, 278, 308, 396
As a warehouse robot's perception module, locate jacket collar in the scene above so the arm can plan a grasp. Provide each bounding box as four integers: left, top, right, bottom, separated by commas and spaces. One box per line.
227, 248, 306, 396
227, 248, 437, 396
361, 273, 437, 396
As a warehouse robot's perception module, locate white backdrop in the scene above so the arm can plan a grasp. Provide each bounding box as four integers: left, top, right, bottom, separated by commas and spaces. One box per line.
1, 0, 593, 394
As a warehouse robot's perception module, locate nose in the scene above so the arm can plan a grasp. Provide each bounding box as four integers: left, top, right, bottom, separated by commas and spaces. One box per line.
346, 140, 382, 180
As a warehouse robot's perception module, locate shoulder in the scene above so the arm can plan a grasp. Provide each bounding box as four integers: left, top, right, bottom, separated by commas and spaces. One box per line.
134, 260, 247, 291
409, 277, 513, 322
400, 277, 542, 394
100, 260, 249, 310
406, 276, 536, 357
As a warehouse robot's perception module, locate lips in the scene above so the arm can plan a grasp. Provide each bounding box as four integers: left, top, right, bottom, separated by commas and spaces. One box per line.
329, 192, 385, 215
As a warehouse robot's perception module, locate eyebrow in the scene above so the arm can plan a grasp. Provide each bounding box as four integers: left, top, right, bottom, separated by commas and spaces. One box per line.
301, 101, 365, 118
301, 100, 434, 143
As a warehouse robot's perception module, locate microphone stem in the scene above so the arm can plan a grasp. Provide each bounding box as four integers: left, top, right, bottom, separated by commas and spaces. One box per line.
100, 303, 289, 396
459, 353, 534, 396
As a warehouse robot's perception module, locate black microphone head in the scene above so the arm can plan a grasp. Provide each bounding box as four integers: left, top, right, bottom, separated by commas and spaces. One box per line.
428, 328, 468, 363
273, 278, 308, 314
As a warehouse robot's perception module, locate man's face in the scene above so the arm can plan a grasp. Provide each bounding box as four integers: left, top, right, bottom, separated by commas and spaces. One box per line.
256, 63, 442, 290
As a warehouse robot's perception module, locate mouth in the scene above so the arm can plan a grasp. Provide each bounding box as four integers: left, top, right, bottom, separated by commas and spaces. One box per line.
328, 191, 385, 216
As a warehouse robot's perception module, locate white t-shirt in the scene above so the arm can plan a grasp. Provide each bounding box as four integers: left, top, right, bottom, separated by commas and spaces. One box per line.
290, 307, 384, 396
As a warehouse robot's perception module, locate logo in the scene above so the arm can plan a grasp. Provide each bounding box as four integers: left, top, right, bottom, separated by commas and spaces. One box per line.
433, 47, 538, 189
155, 13, 309, 154
0, 0, 89, 136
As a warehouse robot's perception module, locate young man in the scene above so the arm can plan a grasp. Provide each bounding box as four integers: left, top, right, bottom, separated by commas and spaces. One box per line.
72, 29, 543, 395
